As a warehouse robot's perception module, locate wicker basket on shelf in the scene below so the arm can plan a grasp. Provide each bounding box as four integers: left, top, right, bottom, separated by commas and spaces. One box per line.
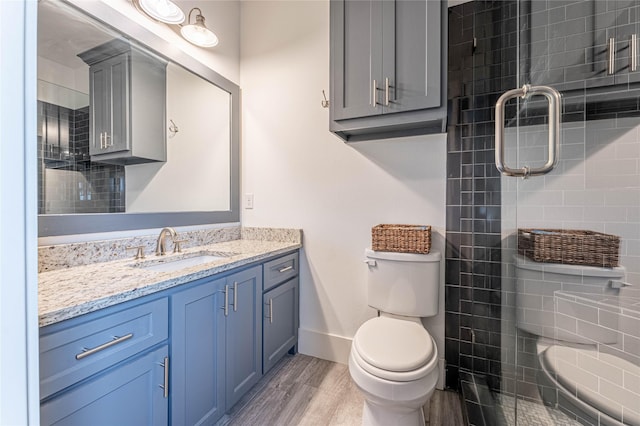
517, 228, 620, 268
371, 224, 431, 254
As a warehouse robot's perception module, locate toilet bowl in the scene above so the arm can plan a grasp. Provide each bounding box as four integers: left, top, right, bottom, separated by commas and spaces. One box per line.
349, 315, 439, 425
349, 249, 441, 425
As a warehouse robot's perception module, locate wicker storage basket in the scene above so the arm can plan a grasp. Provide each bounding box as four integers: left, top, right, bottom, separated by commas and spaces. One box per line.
518, 228, 620, 268
371, 224, 432, 254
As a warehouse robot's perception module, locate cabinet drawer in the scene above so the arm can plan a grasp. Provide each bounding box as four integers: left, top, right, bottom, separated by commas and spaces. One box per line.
40, 298, 168, 400
263, 252, 299, 291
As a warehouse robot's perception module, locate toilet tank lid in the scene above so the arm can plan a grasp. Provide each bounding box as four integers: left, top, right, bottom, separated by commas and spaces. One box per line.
365, 249, 441, 262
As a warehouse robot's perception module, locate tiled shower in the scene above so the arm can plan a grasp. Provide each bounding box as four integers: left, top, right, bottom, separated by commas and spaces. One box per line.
446, 1, 640, 425
37, 89, 125, 215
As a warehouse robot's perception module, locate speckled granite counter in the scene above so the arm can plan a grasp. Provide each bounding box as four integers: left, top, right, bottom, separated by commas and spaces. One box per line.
39, 232, 301, 327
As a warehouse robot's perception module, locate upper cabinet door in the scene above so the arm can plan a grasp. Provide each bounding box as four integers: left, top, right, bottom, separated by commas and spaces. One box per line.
382, 0, 442, 113
330, 0, 447, 141
332, 0, 383, 121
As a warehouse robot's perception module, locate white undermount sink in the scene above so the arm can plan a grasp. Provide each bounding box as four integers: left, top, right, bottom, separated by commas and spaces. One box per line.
134, 251, 235, 273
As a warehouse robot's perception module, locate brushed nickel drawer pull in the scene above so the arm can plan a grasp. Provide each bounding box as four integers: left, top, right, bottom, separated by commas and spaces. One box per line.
384, 77, 390, 106
278, 265, 293, 273
371, 80, 378, 107
159, 357, 169, 398
222, 285, 229, 316
233, 281, 238, 312
631, 34, 637, 72
269, 299, 273, 324
75, 333, 133, 360
609, 37, 616, 75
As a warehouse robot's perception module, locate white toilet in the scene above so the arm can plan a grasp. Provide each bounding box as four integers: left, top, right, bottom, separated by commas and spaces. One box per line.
348, 249, 441, 426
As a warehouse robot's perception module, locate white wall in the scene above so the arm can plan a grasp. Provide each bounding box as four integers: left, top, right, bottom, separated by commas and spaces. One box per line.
126, 63, 231, 213
240, 1, 448, 364
1, 0, 40, 423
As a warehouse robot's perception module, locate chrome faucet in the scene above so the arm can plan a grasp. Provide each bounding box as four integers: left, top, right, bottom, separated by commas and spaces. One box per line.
156, 227, 177, 256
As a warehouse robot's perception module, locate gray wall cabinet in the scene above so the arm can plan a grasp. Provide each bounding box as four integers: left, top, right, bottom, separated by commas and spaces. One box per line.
39, 251, 299, 426
79, 39, 167, 165
330, 0, 447, 141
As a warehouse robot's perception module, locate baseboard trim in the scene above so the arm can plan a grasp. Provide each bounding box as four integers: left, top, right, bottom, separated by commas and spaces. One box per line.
297, 328, 445, 390
298, 328, 352, 365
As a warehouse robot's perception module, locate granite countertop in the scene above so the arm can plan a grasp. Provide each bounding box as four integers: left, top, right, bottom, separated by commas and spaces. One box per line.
39, 239, 301, 327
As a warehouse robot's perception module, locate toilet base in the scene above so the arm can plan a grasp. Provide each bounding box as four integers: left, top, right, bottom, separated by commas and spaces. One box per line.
362, 400, 425, 426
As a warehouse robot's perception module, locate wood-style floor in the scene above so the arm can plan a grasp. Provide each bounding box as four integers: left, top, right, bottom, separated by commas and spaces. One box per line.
216, 353, 465, 426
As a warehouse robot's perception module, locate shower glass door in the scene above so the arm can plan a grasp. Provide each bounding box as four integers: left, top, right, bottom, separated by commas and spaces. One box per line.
499, 1, 640, 424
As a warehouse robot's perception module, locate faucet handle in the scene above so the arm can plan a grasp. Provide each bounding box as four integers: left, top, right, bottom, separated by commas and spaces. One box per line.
126, 245, 146, 260
173, 239, 188, 253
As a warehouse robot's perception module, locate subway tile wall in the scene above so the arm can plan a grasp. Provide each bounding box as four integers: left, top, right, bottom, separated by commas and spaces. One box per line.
37, 101, 125, 214
446, 0, 518, 395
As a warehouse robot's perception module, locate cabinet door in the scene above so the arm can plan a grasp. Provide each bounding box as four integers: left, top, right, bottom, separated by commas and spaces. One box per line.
381, 0, 442, 113
225, 266, 262, 409
171, 278, 226, 426
331, 0, 383, 120
106, 53, 130, 154
88, 54, 130, 156
40, 345, 168, 426
263, 277, 299, 374
89, 62, 110, 156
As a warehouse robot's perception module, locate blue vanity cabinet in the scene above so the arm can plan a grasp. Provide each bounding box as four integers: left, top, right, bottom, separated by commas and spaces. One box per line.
330, 0, 447, 141
224, 266, 263, 409
170, 276, 226, 426
263, 276, 299, 373
262, 252, 300, 374
170, 265, 263, 423
39, 298, 169, 426
40, 345, 169, 426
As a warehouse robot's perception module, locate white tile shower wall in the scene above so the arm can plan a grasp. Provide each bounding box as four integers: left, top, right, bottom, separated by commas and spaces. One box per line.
503, 119, 640, 284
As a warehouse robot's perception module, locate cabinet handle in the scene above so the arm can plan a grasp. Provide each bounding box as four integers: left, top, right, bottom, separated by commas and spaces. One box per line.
384, 77, 390, 106
105, 133, 112, 147
608, 37, 616, 75
371, 79, 378, 108
222, 285, 229, 316
233, 281, 238, 312
278, 265, 293, 273
268, 299, 273, 324
99, 132, 104, 149
75, 333, 133, 360
159, 357, 169, 398
631, 34, 637, 72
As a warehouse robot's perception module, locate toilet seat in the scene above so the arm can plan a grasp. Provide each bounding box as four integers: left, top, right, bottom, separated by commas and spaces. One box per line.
352, 316, 438, 382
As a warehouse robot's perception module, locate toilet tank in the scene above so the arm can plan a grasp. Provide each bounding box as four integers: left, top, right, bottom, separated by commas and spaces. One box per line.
514, 254, 626, 344
364, 249, 441, 317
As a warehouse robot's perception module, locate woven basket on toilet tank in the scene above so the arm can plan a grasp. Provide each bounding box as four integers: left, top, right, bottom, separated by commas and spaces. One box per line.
371, 224, 431, 254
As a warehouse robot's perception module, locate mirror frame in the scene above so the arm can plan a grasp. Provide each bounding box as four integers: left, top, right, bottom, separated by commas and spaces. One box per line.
38, 0, 240, 237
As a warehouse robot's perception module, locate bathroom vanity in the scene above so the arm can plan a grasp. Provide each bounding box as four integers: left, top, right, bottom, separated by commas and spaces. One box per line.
38, 231, 301, 426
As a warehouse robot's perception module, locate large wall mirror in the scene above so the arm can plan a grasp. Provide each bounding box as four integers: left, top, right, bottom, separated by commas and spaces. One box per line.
37, 0, 239, 237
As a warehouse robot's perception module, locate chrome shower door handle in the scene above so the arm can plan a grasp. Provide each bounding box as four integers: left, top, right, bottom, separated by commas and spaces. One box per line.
494, 84, 561, 178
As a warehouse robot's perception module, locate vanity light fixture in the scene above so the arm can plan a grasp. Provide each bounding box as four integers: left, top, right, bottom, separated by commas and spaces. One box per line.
137, 0, 185, 25
180, 8, 219, 48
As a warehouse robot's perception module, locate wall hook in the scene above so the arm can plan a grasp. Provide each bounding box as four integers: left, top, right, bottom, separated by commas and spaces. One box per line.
321, 90, 330, 108
168, 119, 179, 138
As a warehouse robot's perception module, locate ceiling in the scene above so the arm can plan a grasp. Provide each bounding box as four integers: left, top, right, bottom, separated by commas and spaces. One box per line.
38, 0, 118, 70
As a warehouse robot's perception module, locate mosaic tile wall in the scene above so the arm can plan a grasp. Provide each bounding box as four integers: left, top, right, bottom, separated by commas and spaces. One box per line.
37, 101, 125, 214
